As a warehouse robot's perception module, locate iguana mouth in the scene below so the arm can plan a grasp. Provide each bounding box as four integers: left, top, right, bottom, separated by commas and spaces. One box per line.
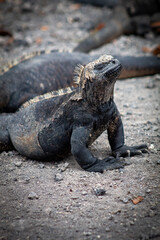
104, 64, 122, 79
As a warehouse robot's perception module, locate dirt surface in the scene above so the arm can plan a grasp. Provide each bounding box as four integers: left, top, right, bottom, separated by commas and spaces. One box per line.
0, 1, 160, 240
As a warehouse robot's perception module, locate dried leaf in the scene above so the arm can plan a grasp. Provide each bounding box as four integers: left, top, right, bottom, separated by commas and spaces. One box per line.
95, 23, 105, 31
0, 28, 12, 37
151, 21, 160, 33
69, 3, 81, 10
35, 37, 42, 44
142, 45, 160, 56
152, 45, 160, 56
40, 25, 49, 31
142, 46, 152, 53
92, 22, 105, 33
151, 21, 160, 27
132, 196, 144, 205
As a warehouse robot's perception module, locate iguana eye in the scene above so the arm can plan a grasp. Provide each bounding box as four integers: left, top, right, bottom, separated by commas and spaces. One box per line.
94, 63, 107, 70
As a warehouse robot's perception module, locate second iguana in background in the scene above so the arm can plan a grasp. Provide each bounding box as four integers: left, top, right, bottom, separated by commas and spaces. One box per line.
0, 55, 148, 172
0, 50, 160, 112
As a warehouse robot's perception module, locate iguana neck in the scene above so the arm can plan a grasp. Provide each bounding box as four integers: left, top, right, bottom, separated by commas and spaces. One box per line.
81, 78, 115, 107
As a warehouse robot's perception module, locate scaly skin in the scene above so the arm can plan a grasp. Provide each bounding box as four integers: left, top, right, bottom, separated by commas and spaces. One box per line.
0, 55, 148, 172
0, 50, 160, 112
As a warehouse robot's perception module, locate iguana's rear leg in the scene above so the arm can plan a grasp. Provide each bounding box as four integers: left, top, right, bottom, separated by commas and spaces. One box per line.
0, 114, 14, 152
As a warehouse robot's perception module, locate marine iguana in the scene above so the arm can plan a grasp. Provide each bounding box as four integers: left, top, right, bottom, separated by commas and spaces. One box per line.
0, 50, 160, 112
0, 55, 148, 172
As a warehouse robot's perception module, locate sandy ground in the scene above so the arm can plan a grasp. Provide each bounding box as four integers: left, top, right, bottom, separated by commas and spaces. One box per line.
0, 1, 160, 239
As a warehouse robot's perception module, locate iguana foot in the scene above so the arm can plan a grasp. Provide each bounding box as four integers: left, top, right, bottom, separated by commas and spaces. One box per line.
113, 144, 149, 158
85, 156, 126, 173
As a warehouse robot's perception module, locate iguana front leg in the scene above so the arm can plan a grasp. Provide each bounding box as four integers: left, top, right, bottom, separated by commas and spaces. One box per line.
71, 126, 125, 173
107, 109, 148, 158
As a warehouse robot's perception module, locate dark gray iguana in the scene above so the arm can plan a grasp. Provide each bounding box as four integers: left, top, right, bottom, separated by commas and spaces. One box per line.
0, 50, 160, 112
0, 55, 148, 172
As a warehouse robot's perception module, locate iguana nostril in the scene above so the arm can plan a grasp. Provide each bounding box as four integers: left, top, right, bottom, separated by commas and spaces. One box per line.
112, 60, 116, 64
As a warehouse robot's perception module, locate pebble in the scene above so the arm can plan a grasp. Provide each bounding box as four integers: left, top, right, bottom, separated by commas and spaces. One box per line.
129, 221, 134, 225
28, 192, 39, 200
126, 112, 132, 115
149, 210, 155, 217
108, 215, 113, 220
121, 198, 129, 203
14, 161, 22, 167
93, 188, 106, 196
156, 159, 160, 164
81, 191, 87, 196
146, 189, 151, 193
44, 207, 52, 215
54, 173, 63, 182
23, 177, 30, 184
58, 162, 69, 172
21, 2, 33, 12
149, 144, 155, 150
83, 232, 92, 236
105, 227, 110, 232
39, 164, 45, 169
148, 144, 157, 153
145, 81, 156, 89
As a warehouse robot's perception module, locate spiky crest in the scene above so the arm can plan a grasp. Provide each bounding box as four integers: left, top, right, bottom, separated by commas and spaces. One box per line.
21, 86, 75, 110
73, 64, 84, 85
0, 48, 69, 76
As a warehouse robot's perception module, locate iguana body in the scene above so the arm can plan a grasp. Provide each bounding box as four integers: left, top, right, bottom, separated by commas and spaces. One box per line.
0, 50, 160, 112
0, 55, 148, 172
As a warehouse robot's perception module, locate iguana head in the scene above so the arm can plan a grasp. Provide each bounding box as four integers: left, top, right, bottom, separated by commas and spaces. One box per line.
74, 55, 122, 105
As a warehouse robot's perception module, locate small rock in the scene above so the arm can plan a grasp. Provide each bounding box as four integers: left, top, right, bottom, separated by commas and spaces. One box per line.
54, 173, 63, 182
14, 161, 22, 167
126, 112, 132, 115
70, 195, 79, 200
121, 198, 129, 203
123, 104, 129, 108
8, 167, 15, 172
39, 164, 45, 169
155, 74, 160, 80
105, 227, 110, 232
129, 221, 134, 225
150, 205, 156, 210
44, 207, 52, 215
148, 144, 155, 150
156, 159, 160, 164
28, 192, 39, 200
149, 210, 155, 217
21, 2, 32, 12
93, 188, 106, 196
148, 144, 157, 153
58, 162, 69, 172
108, 215, 113, 220
146, 189, 151, 193
145, 81, 156, 89
81, 191, 87, 196
23, 177, 30, 184
83, 232, 92, 236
